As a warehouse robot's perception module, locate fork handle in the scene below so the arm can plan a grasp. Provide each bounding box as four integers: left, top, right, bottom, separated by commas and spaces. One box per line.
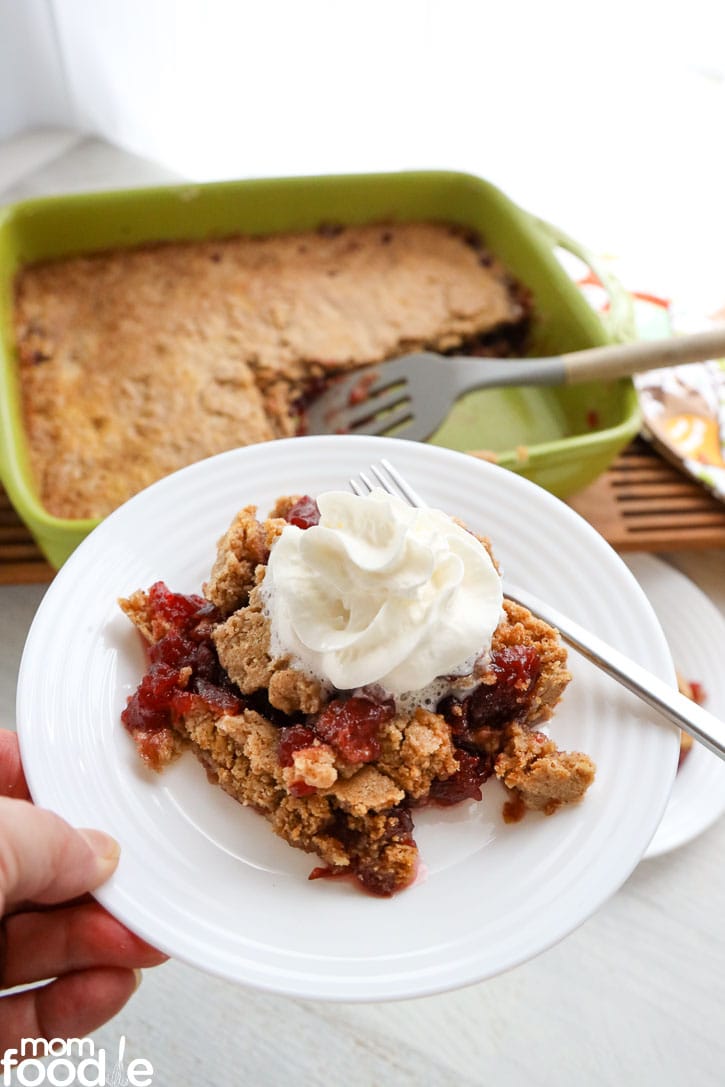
560, 326, 725, 384
504, 582, 725, 760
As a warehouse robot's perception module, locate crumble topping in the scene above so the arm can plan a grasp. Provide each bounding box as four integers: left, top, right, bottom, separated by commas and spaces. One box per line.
16, 222, 530, 521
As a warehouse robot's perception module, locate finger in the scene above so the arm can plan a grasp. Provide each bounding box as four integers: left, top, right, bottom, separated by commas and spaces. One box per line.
0, 799, 119, 911
0, 733, 29, 800
10, 892, 95, 915
0, 967, 140, 1049
2, 900, 168, 988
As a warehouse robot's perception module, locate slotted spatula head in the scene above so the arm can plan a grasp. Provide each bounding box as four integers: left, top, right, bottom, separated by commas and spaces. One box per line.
303, 351, 525, 441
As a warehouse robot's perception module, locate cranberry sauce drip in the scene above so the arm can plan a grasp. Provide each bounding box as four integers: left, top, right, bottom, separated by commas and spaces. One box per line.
284, 496, 320, 530
122, 582, 242, 736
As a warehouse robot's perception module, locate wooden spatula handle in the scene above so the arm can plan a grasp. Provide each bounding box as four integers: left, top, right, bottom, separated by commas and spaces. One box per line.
562, 326, 725, 384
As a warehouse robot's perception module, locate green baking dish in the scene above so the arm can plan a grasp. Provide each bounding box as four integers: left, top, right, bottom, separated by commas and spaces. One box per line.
0, 170, 640, 568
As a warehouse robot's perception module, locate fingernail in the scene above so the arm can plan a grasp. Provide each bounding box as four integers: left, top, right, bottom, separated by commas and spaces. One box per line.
79, 827, 121, 867
133, 968, 143, 991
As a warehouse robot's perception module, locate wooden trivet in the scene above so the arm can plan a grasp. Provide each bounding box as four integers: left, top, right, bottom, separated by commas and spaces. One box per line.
2, 438, 725, 584
0, 489, 54, 584
567, 437, 725, 551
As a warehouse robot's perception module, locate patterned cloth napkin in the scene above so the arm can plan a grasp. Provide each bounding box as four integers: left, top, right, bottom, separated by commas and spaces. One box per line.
579, 269, 725, 503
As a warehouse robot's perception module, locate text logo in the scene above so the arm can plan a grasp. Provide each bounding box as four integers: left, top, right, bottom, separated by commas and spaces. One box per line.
1, 1036, 153, 1086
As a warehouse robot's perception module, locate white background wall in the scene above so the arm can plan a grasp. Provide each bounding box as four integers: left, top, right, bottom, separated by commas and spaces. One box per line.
0, 0, 68, 137
1, 0, 725, 310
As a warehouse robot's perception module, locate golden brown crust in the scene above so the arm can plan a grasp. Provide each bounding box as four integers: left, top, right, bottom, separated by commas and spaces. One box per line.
118, 590, 156, 643
376, 709, 459, 800
15, 223, 527, 520
212, 590, 275, 692
495, 724, 596, 814
212, 582, 326, 715
205, 506, 286, 616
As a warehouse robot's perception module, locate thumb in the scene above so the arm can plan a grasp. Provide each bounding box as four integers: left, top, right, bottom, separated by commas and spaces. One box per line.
0, 798, 119, 912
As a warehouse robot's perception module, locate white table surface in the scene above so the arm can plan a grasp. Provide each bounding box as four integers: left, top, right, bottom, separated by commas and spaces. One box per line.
2, 128, 725, 1087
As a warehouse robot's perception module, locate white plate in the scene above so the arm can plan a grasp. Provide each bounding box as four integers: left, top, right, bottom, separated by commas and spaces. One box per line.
17, 436, 679, 1001
624, 554, 725, 859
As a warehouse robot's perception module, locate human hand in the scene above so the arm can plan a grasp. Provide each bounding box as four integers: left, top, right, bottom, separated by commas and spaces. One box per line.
0, 731, 168, 1050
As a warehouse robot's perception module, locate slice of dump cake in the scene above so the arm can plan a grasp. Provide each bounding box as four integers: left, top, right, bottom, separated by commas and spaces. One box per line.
120, 490, 595, 896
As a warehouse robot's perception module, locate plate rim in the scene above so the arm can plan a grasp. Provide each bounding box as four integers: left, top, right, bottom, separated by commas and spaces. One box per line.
625, 553, 725, 860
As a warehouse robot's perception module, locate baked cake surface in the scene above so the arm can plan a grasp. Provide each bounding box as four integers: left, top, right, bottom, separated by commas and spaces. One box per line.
15, 222, 529, 520
119, 494, 595, 897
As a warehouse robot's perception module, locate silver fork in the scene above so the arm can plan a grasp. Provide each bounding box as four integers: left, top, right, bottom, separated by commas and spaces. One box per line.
350, 459, 725, 760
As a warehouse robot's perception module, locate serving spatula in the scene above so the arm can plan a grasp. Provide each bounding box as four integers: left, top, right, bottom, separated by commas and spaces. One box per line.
305, 327, 725, 441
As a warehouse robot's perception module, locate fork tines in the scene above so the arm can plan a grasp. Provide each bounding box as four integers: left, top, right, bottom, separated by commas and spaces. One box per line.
349, 460, 425, 508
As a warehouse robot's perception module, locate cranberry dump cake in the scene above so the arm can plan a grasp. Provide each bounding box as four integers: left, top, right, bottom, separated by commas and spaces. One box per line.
15, 222, 530, 521
120, 490, 595, 896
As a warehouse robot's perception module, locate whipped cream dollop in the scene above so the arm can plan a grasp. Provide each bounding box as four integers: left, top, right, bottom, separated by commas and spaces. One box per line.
261, 489, 503, 695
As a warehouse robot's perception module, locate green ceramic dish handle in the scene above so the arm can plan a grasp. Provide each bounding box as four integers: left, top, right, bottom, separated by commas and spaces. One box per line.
533, 217, 636, 343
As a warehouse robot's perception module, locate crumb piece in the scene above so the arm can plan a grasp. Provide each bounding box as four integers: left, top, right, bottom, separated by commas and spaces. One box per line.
132, 725, 186, 773
272, 794, 343, 863
377, 708, 458, 800
325, 765, 405, 816
118, 590, 155, 643
676, 673, 702, 766
268, 667, 325, 715
495, 724, 596, 814
288, 745, 338, 790
205, 506, 286, 616
213, 592, 275, 692
341, 808, 418, 896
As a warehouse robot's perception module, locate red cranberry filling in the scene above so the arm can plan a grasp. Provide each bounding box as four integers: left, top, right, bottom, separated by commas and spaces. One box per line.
146, 580, 217, 637
122, 583, 242, 743
428, 748, 492, 805
439, 645, 541, 735
276, 696, 395, 799
277, 725, 319, 767
431, 645, 541, 806
313, 696, 394, 763
284, 496, 320, 529
275, 696, 394, 773
273, 725, 321, 797
472, 645, 541, 727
